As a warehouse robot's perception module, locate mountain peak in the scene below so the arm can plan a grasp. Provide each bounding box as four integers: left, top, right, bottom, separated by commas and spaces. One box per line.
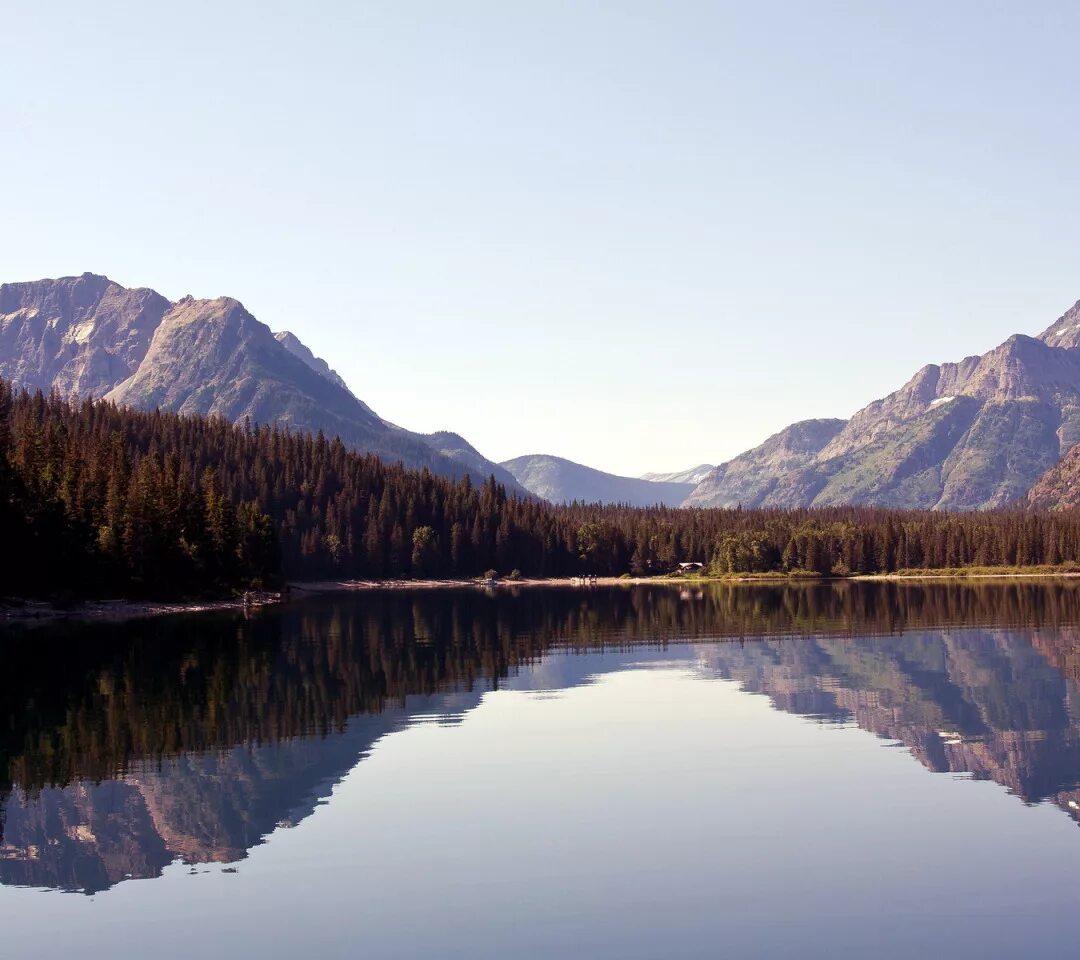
273, 330, 353, 395
0, 274, 170, 397
0, 272, 524, 492
1038, 299, 1080, 349
685, 296, 1080, 511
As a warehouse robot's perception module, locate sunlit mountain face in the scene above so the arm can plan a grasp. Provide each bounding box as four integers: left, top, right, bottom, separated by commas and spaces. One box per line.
6, 583, 1080, 897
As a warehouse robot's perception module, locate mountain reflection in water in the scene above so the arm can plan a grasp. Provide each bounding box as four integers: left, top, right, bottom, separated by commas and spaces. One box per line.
4, 581, 1080, 894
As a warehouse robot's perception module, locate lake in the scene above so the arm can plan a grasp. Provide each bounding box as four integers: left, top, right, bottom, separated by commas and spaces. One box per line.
5, 582, 1080, 958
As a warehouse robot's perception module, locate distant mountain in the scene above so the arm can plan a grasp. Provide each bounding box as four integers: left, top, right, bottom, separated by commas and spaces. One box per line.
685, 299, 1080, 510
0, 274, 524, 492
424, 431, 526, 491
501, 454, 694, 506
640, 464, 715, 485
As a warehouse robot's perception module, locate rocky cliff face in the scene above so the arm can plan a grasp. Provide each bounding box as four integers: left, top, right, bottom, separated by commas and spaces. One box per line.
683, 419, 844, 508
105, 295, 398, 451
0, 274, 523, 491
0, 273, 169, 397
686, 300, 1080, 510
1024, 443, 1080, 509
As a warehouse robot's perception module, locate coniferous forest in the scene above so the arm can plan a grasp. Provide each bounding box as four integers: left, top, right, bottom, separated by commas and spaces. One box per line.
5, 379, 1080, 601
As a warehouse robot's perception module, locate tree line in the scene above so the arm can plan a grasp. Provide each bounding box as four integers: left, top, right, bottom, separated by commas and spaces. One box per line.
5, 380, 1080, 599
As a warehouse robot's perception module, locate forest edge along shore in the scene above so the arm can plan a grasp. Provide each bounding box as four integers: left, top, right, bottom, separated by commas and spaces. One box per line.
12, 567, 1080, 625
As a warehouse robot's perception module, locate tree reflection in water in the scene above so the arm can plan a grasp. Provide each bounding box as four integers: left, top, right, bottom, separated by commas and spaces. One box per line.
4, 580, 1080, 892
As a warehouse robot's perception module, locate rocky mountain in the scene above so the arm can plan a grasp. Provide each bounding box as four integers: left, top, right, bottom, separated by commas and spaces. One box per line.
683, 419, 845, 508
0, 274, 525, 493
501, 454, 694, 506
640, 464, 715, 485
274, 330, 353, 395
1025, 444, 1080, 509
685, 299, 1080, 510
0, 273, 169, 397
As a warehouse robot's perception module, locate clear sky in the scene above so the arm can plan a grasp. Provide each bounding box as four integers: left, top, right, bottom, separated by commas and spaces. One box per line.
3, 1, 1080, 476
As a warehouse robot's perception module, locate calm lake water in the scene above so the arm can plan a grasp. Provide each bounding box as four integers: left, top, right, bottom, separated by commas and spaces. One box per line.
6, 582, 1080, 957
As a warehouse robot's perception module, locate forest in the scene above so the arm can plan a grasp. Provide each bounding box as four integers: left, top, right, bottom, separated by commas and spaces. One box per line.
5, 379, 1080, 600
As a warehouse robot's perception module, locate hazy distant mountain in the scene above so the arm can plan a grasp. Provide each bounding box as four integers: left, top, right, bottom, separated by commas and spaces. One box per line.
0, 274, 523, 491
424, 431, 526, 492
640, 464, 715, 485
685, 299, 1080, 510
501, 454, 694, 506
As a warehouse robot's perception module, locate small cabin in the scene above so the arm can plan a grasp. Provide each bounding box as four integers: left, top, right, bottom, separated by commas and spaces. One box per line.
677, 562, 704, 572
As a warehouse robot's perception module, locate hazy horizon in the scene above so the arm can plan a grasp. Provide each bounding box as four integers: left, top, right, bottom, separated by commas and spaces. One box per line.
5, 2, 1080, 475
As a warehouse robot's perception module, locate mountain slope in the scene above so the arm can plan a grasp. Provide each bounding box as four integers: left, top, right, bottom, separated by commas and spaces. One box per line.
1025, 442, 1080, 509
106, 295, 392, 439
424, 431, 526, 492
683, 419, 845, 508
0, 273, 169, 397
685, 300, 1080, 510
1, 274, 520, 488
502, 454, 694, 506
274, 330, 354, 396
640, 464, 715, 485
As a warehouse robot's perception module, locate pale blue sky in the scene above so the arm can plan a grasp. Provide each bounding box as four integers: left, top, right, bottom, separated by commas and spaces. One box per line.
3, 1, 1080, 475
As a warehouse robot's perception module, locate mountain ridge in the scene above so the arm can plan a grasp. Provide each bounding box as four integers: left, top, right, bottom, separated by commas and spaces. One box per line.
502, 453, 694, 506
640, 464, 715, 485
683, 299, 1080, 511
0, 274, 526, 493
274, 330, 354, 396
12, 274, 1080, 511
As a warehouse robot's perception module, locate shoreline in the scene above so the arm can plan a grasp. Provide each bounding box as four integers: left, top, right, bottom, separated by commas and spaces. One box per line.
852, 571, 1080, 582
0, 591, 282, 626
8, 567, 1080, 625
292, 568, 1080, 594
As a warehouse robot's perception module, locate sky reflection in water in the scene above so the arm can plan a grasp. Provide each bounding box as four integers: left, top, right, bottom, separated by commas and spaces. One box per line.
4, 582, 1080, 958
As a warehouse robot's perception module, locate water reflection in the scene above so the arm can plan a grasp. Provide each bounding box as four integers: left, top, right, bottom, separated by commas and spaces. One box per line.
5, 581, 1080, 893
